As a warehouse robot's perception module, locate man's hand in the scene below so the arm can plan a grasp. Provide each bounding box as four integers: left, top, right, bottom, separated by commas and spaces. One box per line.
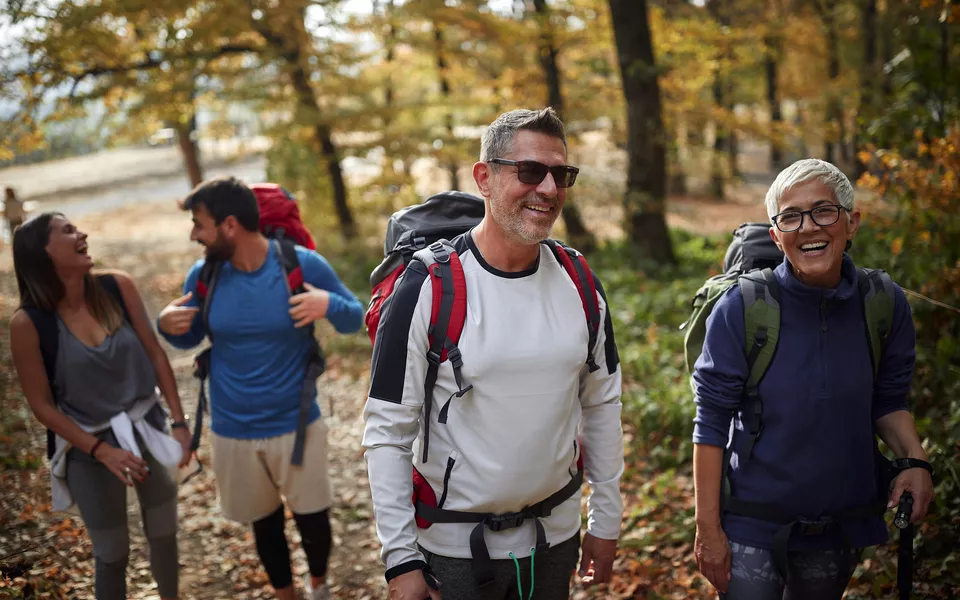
387, 569, 441, 600
889, 467, 935, 523
289, 282, 330, 328
578, 533, 616, 586
158, 292, 199, 336
694, 522, 731, 593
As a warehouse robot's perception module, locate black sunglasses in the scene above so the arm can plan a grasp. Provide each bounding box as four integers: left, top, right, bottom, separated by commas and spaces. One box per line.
488, 159, 579, 188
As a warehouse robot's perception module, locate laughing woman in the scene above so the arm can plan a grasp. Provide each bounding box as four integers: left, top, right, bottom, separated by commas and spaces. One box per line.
691, 159, 934, 599
9, 212, 191, 600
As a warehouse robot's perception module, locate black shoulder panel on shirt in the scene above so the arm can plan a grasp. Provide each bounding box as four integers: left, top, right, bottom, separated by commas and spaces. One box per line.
592, 273, 620, 375
369, 259, 430, 403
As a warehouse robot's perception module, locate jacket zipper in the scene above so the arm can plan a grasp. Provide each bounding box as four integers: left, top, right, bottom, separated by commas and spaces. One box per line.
819, 296, 827, 393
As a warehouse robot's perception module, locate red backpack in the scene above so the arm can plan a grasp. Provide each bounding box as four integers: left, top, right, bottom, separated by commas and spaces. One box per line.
250, 183, 317, 250
364, 192, 603, 463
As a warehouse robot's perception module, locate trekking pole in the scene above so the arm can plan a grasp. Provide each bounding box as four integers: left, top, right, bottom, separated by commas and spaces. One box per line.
895, 492, 915, 600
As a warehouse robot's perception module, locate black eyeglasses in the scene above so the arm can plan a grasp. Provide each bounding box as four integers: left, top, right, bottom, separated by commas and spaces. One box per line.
488, 159, 579, 188
772, 204, 847, 232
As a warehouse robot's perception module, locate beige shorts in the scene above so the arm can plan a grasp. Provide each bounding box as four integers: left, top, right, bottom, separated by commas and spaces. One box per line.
211, 418, 332, 523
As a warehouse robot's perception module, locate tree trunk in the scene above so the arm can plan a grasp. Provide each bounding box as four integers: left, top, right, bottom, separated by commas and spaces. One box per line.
532, 0, 595, 252
253, 6, 356, 238
290, 60, 356, 237
174, 113, 203, 188
854, 0, 877, 179
822, 0, 842, 165
434, 25, 460, 190
608, 0, 675, 264
765, 33, 783, 170
711, 72, 727, 199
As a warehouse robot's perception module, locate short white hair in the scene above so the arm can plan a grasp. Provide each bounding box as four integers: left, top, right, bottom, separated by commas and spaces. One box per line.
764, 158, 854, 220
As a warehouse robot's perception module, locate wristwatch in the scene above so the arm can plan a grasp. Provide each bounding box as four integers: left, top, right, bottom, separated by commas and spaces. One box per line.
171, 419, 189, 430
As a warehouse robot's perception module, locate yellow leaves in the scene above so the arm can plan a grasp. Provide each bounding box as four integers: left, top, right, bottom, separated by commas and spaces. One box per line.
891, 237, 903, 256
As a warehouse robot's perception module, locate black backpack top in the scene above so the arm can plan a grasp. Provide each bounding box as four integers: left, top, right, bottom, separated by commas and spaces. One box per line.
723, 222, 783, 274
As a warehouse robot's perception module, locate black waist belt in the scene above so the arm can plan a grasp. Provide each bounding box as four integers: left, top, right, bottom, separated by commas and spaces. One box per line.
414, 468, 583, 587
725, 496, 884, 581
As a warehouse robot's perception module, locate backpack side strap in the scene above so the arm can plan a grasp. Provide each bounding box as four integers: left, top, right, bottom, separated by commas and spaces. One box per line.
736, 268, 781, 463
544, 239, 601, 372
857, 267, 896, 377
412, 240, 470, 463
271, 238, 328, 466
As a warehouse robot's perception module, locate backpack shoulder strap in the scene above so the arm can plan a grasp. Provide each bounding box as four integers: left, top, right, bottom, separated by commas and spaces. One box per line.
735, 267, 781, 462
544, 239, 602, 372
22, 307, 59, 394
857, 267, 896, 377
195, 260, 223, 341
738, 268, 781, 388
96, 273, 132, 322
22, 306, 60, 460
274, 238, 307, 295
411, 239, 470, 463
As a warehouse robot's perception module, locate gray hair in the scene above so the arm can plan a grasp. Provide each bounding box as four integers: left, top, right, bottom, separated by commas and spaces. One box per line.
479, 107, 567, 162
764, 158, 854, 220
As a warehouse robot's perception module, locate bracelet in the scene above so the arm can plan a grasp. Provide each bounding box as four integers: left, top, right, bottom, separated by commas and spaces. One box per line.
171, 420, 188, 430
89, 439, 105, 458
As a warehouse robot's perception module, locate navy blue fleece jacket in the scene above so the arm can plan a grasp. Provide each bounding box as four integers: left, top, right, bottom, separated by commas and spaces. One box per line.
692, 254, 915, 550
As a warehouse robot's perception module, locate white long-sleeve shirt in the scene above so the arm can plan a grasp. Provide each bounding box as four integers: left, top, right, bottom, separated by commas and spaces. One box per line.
362, 231, 624, 577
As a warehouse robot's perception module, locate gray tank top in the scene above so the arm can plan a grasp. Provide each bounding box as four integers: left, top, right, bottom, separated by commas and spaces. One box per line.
54, 318, 161, 427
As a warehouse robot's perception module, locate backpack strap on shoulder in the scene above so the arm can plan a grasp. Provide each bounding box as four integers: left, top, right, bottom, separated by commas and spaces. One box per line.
23, 306, 60, 459
96, 274, 132, 322
857, 267, 896, 377
190, 259, 223, 455
736, 267, 781, 462
413, 239, 470, 463
544, 239, 601, 372
274, 238, 307, 294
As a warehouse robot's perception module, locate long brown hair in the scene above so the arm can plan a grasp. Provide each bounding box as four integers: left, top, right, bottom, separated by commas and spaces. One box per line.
13, 212, 125, 334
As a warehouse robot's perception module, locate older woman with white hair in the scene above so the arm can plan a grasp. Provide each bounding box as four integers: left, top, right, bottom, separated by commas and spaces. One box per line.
690, 158, 934, 599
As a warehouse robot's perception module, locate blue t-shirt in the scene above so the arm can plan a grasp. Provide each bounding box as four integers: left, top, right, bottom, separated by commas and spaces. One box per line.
160, 243, 364, 439
692, 254, 915, 551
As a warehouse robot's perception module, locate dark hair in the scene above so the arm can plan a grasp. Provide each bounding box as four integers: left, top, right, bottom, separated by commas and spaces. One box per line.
180, 176, 259, 232
13, 212, 124, 333
480, 107, 567, 161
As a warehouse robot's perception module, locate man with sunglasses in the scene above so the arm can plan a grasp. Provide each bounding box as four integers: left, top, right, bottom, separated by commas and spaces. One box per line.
363, 108, 625, 599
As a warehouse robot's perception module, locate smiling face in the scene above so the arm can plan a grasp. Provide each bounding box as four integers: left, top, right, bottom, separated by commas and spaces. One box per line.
45, 215, 94, 272
479, 130, 568, 245
190, 205, 236, 261
769, 180, 860, 288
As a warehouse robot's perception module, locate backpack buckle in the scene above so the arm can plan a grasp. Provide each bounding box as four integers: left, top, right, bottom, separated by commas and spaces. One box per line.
429, 241, 450, 264
486, 512, 524, 532
426, 349, 442, 365
797, 517, 833, 536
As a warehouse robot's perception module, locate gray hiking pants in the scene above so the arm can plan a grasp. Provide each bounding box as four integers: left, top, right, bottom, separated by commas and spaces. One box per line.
720, 541, 862, 600
419, 534, 580, 600
66, 434, 179, 600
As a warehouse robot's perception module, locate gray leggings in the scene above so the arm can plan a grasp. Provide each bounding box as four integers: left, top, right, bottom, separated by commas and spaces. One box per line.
420, 534, 581, 600
720, 541, 861, 600
66, 437, 179, 600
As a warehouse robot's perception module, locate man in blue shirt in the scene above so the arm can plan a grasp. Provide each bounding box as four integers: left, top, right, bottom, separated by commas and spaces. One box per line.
157, 176, 364, 600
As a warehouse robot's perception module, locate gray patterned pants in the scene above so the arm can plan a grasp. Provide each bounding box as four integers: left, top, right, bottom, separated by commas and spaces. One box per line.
720, 541, 862, 600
